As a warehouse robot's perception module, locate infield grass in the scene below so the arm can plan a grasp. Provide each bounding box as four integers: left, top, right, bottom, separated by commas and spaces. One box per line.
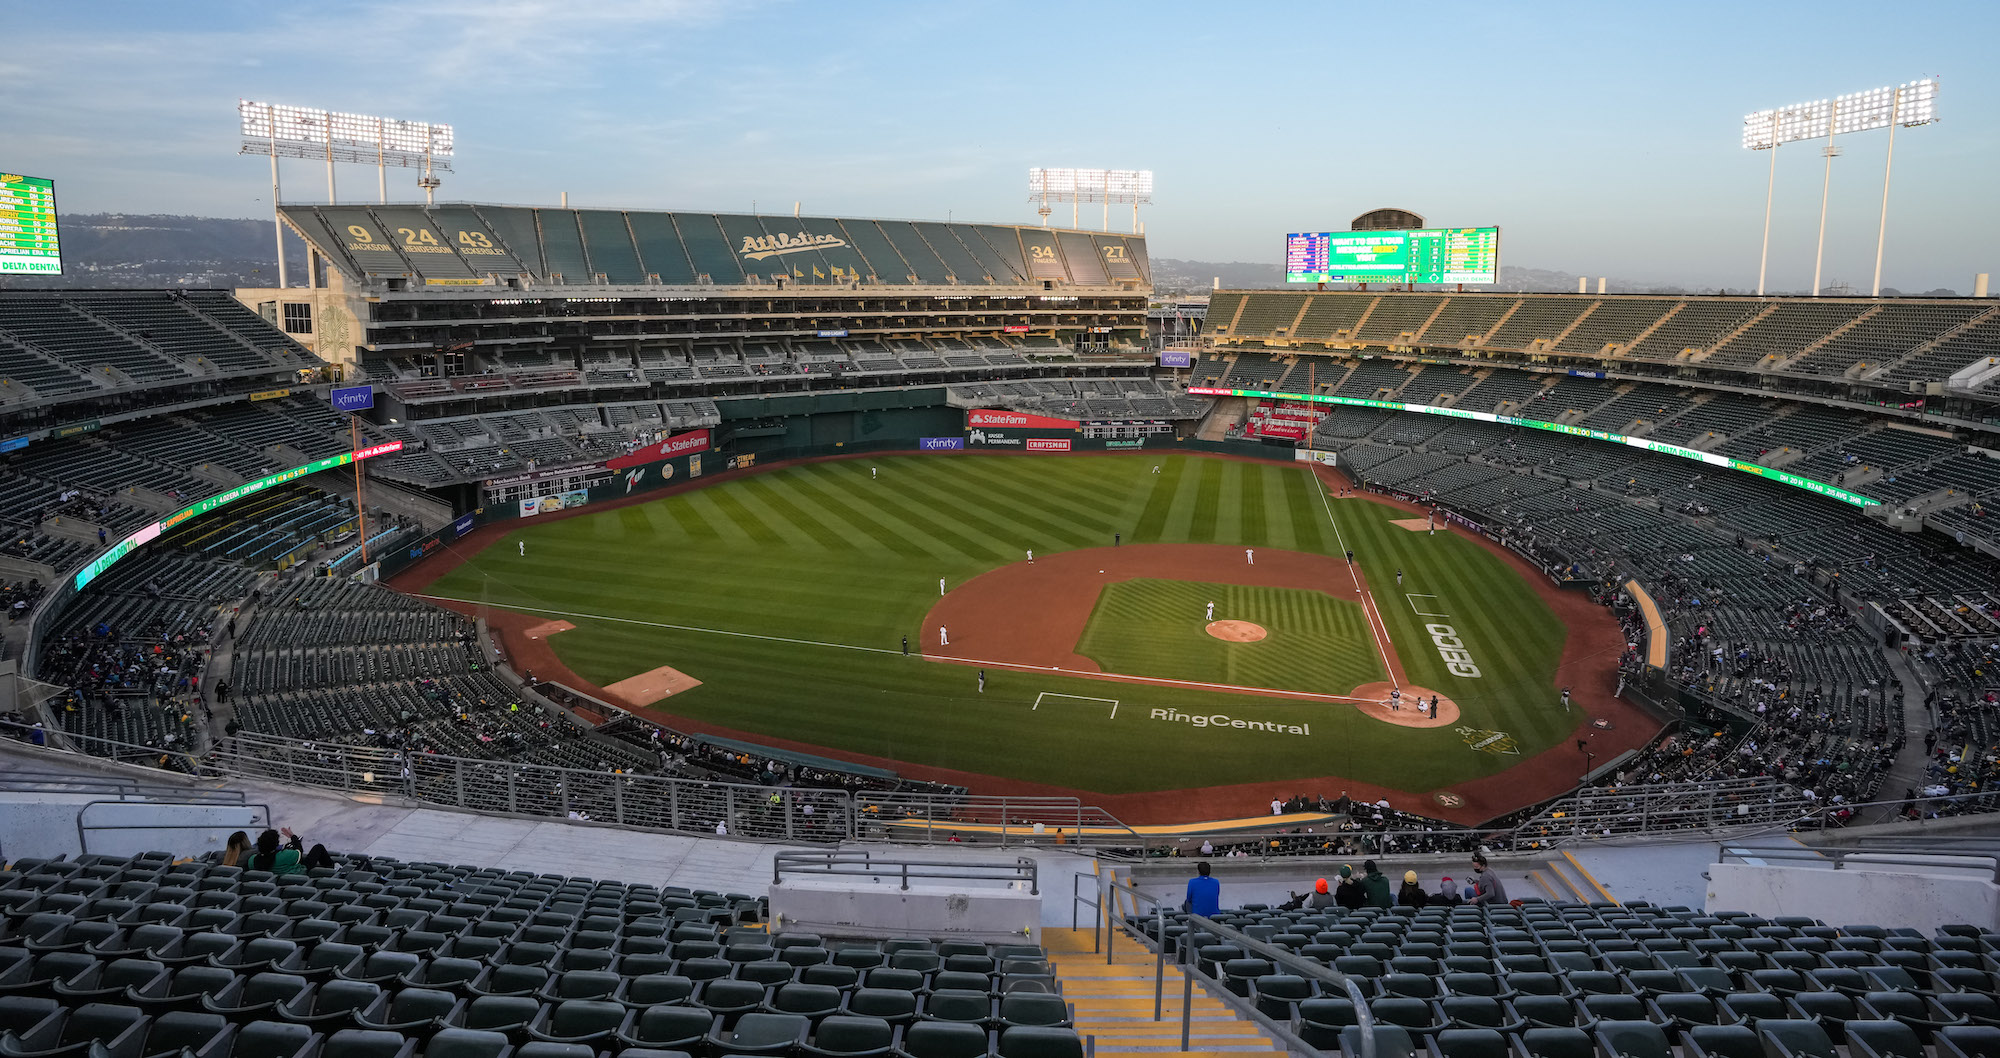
1077, 579, 1386, 694
422, 452, 1575, 796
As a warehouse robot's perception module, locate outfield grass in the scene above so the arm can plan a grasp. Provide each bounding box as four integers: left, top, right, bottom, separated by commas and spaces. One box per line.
423, 452, 1572, 795
1076, 579, 1386, 694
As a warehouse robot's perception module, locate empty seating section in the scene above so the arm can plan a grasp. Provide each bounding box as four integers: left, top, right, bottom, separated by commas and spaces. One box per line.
1354, 296, 1443, 343
1553, 299, 1677, 354
1787, 304, 1989, 376
1290, 294, 1373, 341
0, 337, 100, 397
1420, 296, 1517, 345
1624, 301, 1764, 362
1219, 355, 1288, 390
1450, 371, 1544, 412
1232, 295, 1302, 340
1573, 384, 1696, 433
69, 293, 292, 375
0, 297, 186, 383
1705, 303, 1867, 369
1877, 312, 2000, 385
1656, 395, 1774, 447
0, 850, 1080, 1058
1162, 899, 2000, 1058
1333, 361, 1418, 398
1485, 299, 1593, 349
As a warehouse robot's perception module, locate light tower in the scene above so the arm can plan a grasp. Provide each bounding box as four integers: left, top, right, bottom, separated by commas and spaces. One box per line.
1027, 168, 1154, 232
238, 100, 456, 286
1742, 79, 1938, 296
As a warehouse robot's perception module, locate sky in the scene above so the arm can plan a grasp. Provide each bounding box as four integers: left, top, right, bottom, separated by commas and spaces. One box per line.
5, 0, 1996, 293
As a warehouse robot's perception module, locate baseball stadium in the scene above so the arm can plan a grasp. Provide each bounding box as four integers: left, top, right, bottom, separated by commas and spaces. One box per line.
4, 22, 2000, 1058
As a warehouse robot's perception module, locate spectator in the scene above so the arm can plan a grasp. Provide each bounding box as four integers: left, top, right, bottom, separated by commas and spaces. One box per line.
1184, 860, 1220, 916
1396, 870, 1428, 908
1308, 877, 1335, 909
1468, 853, 1508, 905
247, 827, 304, 875
219, 830, 252, 867
1434, 875, 1462, 906
1359, 859, 1392, 909
1333, 864, 1366, 909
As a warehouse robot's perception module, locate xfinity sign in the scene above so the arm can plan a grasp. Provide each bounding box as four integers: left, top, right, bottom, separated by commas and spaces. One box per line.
918, 437, 965, 450
330, 385, 374, 412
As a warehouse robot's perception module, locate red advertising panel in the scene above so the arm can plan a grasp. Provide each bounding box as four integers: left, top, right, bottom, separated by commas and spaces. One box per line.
1025, 438, 1073, 452
607, 429, 711, 470
966, 408, 1079, 431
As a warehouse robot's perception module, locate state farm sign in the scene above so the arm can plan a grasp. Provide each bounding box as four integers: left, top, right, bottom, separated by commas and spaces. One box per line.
607, 429, 711, 471
965, 408, 1079, 431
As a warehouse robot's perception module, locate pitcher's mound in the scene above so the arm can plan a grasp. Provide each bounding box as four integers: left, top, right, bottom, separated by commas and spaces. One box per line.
604, 664, 702, 707
1206, 620, 1267, 642
525, 619, 576, 639
1390, 519, 1437, 532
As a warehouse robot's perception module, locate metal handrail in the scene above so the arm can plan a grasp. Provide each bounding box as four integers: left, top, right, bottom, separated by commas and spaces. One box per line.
1177, 910, 1379, 1058
1718, 840, 2000, 883
771, 849, 1039, 894
0, 770, 247, 804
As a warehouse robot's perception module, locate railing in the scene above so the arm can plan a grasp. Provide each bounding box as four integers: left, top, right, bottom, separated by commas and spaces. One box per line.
1718, 839, 2000, 883
860, 793, 1138, 847
1499, 776, 1816, 849
772, 849, 1038, 894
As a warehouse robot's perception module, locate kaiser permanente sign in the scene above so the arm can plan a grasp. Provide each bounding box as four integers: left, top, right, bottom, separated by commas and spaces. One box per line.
1189, 386, 1881, 509
75, 441, 405, 591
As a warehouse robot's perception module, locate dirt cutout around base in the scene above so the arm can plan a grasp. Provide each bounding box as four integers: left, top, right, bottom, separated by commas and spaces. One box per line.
603, 664, 703, 707
1389, 518, 1438, 532
524, 619, 576, 640
1205, 620, 1267, 643
1348, 682, 1460, 728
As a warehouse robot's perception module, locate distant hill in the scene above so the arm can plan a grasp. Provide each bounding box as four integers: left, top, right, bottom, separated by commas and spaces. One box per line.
0, 213, 307, 289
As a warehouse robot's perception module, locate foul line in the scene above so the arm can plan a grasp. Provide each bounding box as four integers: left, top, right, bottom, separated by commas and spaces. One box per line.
413, 595, 906, 658
1311, 467, 1400, 687
423, 593, 1389, 707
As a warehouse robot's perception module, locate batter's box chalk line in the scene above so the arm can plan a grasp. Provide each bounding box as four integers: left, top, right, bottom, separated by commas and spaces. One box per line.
1032, 692, 1121, 719
1405, 592, 1449, 618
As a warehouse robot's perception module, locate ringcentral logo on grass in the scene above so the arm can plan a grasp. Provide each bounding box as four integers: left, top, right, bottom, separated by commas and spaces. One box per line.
1149, 709, 1310, 736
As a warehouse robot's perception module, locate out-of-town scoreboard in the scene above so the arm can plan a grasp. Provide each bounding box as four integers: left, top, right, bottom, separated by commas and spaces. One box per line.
0, 174, 61, 276
1286, 226, 1498, 285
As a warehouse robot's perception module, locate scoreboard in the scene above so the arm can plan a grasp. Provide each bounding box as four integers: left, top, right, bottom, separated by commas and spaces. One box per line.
0, 174, 61, 276
1286, 226, 1498, 285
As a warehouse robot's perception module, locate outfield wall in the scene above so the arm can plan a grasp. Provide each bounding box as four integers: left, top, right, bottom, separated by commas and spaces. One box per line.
376, 432, 1276, 581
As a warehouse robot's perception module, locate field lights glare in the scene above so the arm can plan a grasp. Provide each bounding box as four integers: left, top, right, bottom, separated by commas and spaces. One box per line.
1739, 78, 1938, 297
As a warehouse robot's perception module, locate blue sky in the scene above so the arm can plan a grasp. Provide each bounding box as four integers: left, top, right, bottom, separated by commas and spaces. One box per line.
5, 0, 1994, 292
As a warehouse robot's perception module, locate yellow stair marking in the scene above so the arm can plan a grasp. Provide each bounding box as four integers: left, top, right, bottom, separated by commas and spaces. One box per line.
1561, 850, 1618, 904
1043, 928, 1285, 1055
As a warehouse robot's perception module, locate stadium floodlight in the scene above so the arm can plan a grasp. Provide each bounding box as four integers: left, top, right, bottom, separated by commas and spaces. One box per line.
1028, 168, 1155, 232
1741, 79, 1938, 296
237, 99, 456, 288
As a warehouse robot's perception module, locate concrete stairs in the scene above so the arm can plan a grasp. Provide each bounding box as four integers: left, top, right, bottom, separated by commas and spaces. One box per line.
1529, 850, 1619, 904
1043, 928, 1284, 1057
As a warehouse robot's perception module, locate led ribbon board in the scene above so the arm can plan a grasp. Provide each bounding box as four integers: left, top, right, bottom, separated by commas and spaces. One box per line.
75, 441, 404, 591
1188, 386, 1880, 508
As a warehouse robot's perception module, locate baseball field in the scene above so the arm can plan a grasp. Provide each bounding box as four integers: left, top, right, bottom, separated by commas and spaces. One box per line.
408, 451, 1630, 814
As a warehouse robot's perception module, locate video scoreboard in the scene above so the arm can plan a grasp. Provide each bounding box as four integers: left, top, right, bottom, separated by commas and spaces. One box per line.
1286, 226, 1498, 285
0, 174, 61, 276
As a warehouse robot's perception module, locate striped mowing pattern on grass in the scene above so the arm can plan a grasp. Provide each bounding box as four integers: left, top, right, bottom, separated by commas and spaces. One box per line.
1076, 579, 1387, 694
423, 453, 1572, 795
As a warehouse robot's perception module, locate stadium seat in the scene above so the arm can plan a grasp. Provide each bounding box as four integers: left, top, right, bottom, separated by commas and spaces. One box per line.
1427, 1028, 1507, 1058
1938, 1025, 2000, 1058
1685, 1024, 1764, 1058
1592, 1020, 1672, 1058
805, 1015, 895, 1058
1757, 1020, 1839, 1058
423, 1028, 512, 1058
1845, 1019, 1926, 1058
995, 1026, 1080, 1058
897, 1021, 992, 1058
620, 1007, 718, 1051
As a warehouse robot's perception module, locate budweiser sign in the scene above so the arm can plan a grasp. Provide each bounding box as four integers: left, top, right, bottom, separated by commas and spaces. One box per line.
607, 429, 711, 471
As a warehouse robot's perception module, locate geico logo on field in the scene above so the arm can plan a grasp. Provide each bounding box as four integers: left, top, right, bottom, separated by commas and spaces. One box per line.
1425, 623, 1482, 679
